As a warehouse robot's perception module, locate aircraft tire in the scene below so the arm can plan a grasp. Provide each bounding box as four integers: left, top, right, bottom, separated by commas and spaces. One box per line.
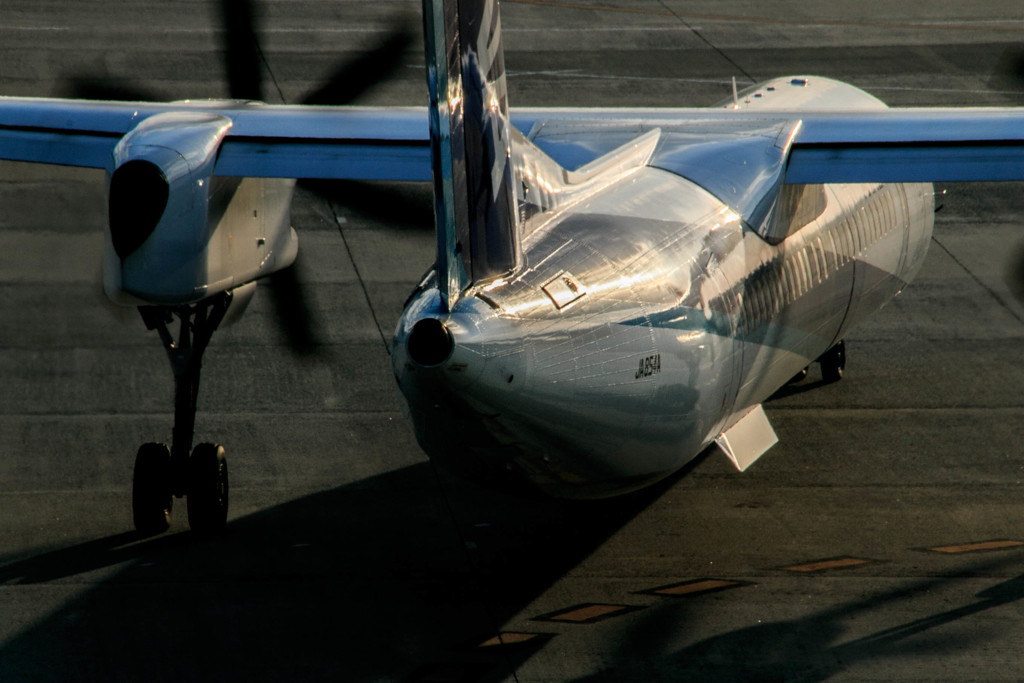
132, 442, 172, 535
186, 443, 229, 534
820, 340, 846, 383
788, 367, 808, 384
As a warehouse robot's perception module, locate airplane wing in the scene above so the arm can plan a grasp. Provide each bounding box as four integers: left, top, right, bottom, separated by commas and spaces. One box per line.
0, 97, 431, 180
785, 109, 1024, 183
512, 107, 1024, 184
4, 97, 1024, 185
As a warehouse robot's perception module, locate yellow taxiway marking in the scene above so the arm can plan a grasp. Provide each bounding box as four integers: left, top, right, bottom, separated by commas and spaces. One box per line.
534, 603, 641, 624
782, 557, 874, 573
477, 632, 547, 648
928, 539, 1024, 554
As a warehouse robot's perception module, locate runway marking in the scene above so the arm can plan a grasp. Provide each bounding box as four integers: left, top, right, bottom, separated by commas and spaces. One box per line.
476, 632, 551, 648
533, 602, 642, 624
781, 556, 875, 573
639, 578, 751, 597
927, 540, 1024, 554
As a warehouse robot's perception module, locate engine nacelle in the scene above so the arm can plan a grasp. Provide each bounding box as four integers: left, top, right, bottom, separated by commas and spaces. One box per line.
103, 111, 298, 306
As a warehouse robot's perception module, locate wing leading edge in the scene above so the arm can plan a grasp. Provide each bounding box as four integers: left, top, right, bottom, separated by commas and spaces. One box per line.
2, 97, 1024, 184
786, 109, 1024, 183
0, 98, 431, 180
513, 107, 1024, 184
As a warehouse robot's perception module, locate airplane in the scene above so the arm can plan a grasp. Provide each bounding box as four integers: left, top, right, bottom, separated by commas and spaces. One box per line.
2, 0, 1023, 535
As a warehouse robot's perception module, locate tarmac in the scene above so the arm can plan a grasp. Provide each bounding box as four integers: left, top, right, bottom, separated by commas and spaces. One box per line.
1, 1, 1023, 680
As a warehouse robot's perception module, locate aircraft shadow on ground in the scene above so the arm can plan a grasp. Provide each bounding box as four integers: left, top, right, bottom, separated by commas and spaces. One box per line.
0, 461, 673, 682
766, 377, 833, 402
5, 452, 1022, 681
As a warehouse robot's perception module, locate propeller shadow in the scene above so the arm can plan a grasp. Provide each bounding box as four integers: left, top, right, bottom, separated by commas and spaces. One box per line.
298, 178, 435, 231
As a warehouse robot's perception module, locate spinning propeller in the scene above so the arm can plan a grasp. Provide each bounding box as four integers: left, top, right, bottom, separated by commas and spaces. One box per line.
998, 48, 1024, 305
63, 0, 417, 354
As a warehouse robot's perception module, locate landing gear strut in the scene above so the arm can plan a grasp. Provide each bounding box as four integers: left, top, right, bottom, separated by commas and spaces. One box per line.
132, 293, 232, 534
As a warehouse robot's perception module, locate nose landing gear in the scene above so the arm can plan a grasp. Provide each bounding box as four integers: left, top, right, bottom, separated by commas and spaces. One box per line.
131, 292, 233, 535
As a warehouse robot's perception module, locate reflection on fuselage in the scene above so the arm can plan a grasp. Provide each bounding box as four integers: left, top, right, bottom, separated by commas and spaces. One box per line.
393, 162, 934, 498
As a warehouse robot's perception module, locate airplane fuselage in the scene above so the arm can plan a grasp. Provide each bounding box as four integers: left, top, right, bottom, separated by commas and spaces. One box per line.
393, 78, 935, 499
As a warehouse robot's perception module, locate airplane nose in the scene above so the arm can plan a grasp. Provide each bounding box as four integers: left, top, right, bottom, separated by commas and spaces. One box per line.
406, 317, 454, 367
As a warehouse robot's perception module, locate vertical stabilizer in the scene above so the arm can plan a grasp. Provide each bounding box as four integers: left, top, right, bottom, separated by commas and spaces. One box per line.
422, 0, 519, 311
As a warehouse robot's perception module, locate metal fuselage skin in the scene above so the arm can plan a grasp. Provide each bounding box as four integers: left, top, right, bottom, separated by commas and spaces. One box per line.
102, 109, 298, 308
393, 79, 935, 498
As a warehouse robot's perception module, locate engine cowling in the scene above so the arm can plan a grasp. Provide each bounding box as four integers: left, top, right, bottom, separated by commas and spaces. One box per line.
103, 110, 298, 306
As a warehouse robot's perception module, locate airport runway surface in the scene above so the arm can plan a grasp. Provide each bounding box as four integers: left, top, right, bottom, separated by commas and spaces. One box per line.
1, 1, 1023, 680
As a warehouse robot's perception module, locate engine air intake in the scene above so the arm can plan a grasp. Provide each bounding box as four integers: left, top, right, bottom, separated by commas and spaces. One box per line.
109, 160, 169, 259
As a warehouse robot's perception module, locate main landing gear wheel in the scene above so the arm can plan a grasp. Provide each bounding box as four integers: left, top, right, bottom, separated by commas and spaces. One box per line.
130, 293, 234, 535
819, 340, 846, 383
788, 367, 809, 384
187, 443, 229, 534
132, 442, 172, 535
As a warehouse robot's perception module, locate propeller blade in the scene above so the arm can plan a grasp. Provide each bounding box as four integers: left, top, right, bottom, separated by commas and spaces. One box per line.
1008, 242, 1024, 304
218, 0, 264, 101
991, 48, 1024, 303
299, 179, 433, 231
57, 77, 167, 102
300, 18, 416, 105
994, 46, 1024, 88
264, 256, 324, 356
